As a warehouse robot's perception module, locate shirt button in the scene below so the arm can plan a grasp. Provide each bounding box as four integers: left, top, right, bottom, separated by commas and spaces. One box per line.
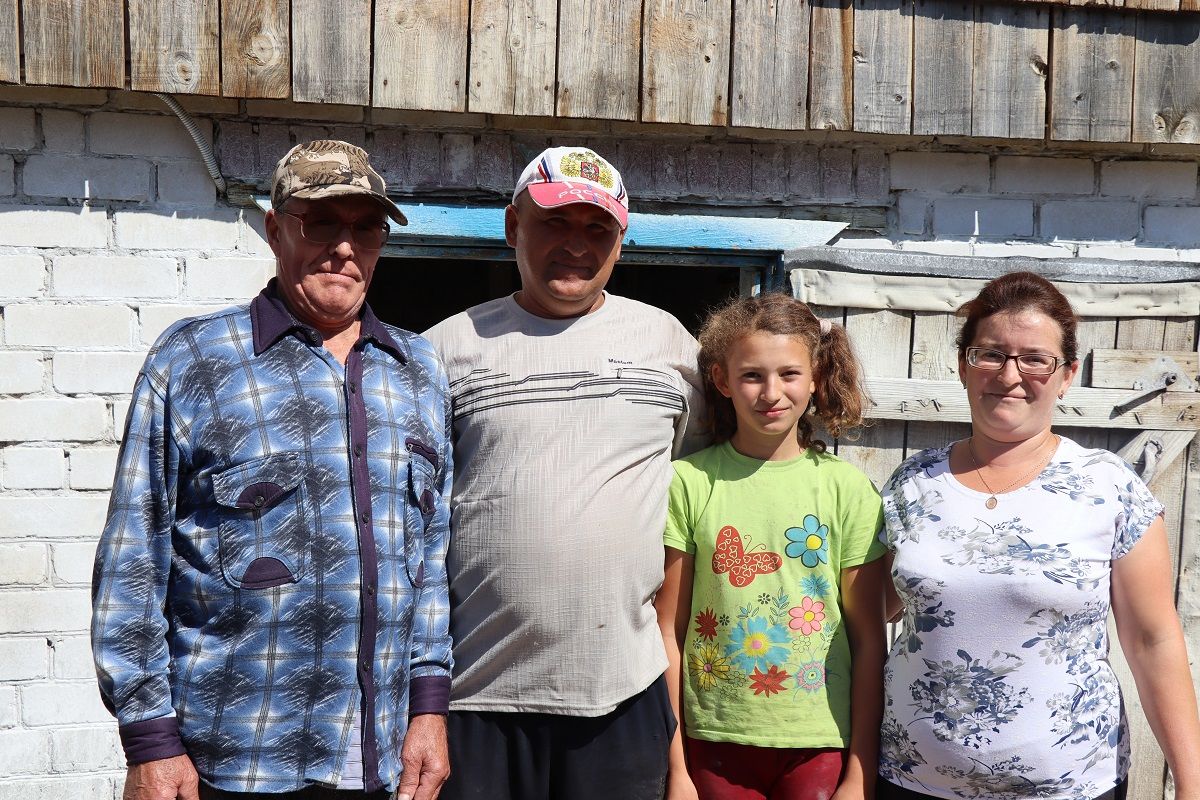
253, 495, 265, 508
354, 445, 363, 458
366, 585, 375, 596
362, 661, 372, 672
349, 383, 357, 394
360, 512, 370, 524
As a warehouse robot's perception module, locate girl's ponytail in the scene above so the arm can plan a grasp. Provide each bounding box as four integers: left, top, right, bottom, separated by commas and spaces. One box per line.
810, 318, 867, 446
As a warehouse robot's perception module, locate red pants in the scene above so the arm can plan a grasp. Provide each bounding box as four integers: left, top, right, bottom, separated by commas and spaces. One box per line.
685, 737, 846, 800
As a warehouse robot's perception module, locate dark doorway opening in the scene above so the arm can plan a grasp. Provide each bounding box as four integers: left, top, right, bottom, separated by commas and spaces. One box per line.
367, 256, 748, 335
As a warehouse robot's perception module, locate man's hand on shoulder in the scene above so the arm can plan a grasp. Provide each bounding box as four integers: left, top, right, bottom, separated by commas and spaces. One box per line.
122, 754, 200, 800
396, 713, 450, 800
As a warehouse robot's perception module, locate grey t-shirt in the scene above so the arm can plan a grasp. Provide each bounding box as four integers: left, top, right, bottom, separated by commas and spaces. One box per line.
424, 293, 706, 715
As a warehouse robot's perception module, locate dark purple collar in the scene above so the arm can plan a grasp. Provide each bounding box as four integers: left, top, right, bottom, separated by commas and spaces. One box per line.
250, 278, 406, 363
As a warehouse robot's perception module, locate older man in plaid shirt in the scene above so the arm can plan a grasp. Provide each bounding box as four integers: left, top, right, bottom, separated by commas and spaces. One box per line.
91, 141, 453, 800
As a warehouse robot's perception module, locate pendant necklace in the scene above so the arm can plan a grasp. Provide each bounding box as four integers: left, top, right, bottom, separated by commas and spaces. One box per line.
966, 435, 1057, 510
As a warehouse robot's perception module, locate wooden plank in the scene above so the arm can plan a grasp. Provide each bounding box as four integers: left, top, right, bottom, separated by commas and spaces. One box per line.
1115, 429, 1196, 485
128, 0, 220, 94
374, 0, 469, 111
853, 0, 914, 134
809, 0, 854, 130
221, 0, 290, 98
907, 311, 970, 458
1050, 9, 1137, 142
840, 308, 911, 488
862, 376, 1200, 430
1126, 0, 1178, 9
913, 0, 973, 135
1091, 349, 1199, 391
1076, 317, 1118, 387
292, 0, 370, 105
642, 0, 732, 125
972, 4, 1050, 139
557, 0, 643, 120
1186, 0, 1200, 11
468, 0, 557, 116
1132, 15, 1200, 143
0, 0, 17, 83
1176, 439, 1200, 711
731, 0, 809, 129
21, 0, 125, 88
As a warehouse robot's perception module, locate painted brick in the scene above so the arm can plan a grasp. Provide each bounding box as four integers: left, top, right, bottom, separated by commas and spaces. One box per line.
1101, 161, 1197, 199
238, 213, 276, 256
0, 399, 109, 443
820, 148, 853, 199
750, 143, 786, 199
0, 729, 52, 775
1041, 200, 1140, 241
442, 133, 475, 188
41, 109, 86, 153
687, 144, 721, 195
890, 152, 988, 193
655, 143, 688, 195
1, 447, 65, 489
1077, 244, 1181, 262
0, 591, 91, 635
994, 156, 1094, 195
1143, 206, 1200, 246
0, 85, 108, 106
405, 132, 441, 189
50, 727, 123, 772
0, 687, 16, 728
69, 447, 119, 491
0, 353, 45, 394
255, 124, 292, 174
476, 133, 512, 194
111, 396, 132, 435
51, 635, 96, 680
898, 194, 929, 235
787, 144, 820, 198
328, 125, 367, 149
291, 124, 331, 147
215, 120, 256, 176
0, 637, 50, 680
51, 541, 99, 585
53, 256, 177, 299
0, 154, 12, 195
185, 256, 274, 300
0, 107, 37, 151
0, 776, 117, 800
139, 304, 231, 345
246, 98, 364, 123
158, 160, 217, 206
53, 353, 146, 395
23, 155, 151, 202
0, 254, 47, 298
0, 496, 108, 540
934, 197, 1034, 238
720, 143, 753, 197
89, 112, 210, 160
370, 129, 406, 186
114, 208, 240, 250
0, 206, 109, 249
0, 544, 48, 585
4, 305, 132, 348
854, 149, 889, 201
615, 138, 654, 196
21, 683, 110, 727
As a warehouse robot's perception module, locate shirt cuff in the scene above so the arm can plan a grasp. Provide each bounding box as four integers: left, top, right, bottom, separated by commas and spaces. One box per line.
409, 675, 451, 716
119, 716, 187, 766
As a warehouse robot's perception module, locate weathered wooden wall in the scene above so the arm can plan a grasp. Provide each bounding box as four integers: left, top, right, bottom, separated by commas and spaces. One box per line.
6, 0, 1200, 144
800, 272, 1200, 800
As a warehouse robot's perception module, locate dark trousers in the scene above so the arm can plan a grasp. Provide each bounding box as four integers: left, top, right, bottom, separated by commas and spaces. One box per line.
198, 785, 389, 799
440, 674, 677, 800
878, 777, 1129, 800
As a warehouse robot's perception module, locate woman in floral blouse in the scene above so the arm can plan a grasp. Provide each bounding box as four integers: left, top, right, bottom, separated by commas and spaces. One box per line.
877, 271, 1200, 800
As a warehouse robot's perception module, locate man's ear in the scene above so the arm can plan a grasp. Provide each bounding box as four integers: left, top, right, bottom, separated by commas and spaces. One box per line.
504, 204, 519, 248
711, 362, 733, 399
264, 209, 283, 258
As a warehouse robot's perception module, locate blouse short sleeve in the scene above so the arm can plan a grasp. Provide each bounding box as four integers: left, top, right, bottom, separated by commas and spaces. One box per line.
1109, 458, 1164, 560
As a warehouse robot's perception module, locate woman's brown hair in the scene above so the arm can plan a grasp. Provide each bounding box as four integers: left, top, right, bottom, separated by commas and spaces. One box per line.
955, 271, 1079, 363
697, 292, 867, 453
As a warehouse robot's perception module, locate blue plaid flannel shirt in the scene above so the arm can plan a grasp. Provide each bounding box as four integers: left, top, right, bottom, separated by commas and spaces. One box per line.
91, 281, 453, 793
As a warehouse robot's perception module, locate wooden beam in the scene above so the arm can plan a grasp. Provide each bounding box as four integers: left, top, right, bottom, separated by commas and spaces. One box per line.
128, 0, 220, 94
863, 376, 1200, 430
1091, 349, 1200, 391
731, 0, 810, 130
1050, 8, 1137, 142
221, 0, 290, 98
913, 0, 973, 136
853, 0, 914, 134
468, 0, 557, 116
292, 0, 370, 105
971, 4, 1050, 139
1132, 14, 1200, 143
642, 0, 732, 125
809, 0, 854, 130
556, 0, 643, 120
0, 0, 17, 83
1125, 0, 1179, 9
841, 308, 911, 488
374, 0, 469, 111
22, 0, 125, 88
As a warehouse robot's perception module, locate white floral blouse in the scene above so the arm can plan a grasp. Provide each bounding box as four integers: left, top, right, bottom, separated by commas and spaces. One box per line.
878, 436, 1163, 800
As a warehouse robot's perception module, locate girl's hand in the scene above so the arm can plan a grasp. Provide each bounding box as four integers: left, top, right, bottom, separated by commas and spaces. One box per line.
830, 777, 870, 800
665, 769, 701, 800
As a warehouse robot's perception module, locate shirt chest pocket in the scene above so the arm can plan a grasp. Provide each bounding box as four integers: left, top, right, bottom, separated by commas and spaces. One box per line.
212, 453, 311, 589
403, 439, 438, 588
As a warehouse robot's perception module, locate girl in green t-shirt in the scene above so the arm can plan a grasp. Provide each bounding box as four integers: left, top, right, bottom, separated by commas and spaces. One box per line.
656, 293, 887, 800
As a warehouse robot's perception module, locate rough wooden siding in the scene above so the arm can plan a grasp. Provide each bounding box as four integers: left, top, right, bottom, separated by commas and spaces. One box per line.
127, 0, 220, 95
220, 0, 290, 99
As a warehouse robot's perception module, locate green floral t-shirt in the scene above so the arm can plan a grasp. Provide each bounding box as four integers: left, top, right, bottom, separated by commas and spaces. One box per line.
664, 442, 885, 748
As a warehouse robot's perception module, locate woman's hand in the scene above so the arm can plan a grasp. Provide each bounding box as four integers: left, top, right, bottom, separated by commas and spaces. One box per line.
665, 768, 701, 800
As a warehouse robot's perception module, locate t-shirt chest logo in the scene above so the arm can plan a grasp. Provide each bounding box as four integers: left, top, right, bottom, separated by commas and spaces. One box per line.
712, 525, 783, 587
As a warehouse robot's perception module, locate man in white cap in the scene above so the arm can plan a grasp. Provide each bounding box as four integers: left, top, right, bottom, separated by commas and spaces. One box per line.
424, 147, 706, 799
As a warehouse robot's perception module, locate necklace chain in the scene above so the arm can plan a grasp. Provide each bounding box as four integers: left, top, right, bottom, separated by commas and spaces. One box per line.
966, 435, 1057, 509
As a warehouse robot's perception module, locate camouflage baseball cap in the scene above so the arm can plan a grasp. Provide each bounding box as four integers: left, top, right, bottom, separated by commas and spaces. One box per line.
270, 140, 407, 225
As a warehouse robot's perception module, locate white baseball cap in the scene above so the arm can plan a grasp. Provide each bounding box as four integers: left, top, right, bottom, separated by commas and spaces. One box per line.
512, 146, 629, 229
